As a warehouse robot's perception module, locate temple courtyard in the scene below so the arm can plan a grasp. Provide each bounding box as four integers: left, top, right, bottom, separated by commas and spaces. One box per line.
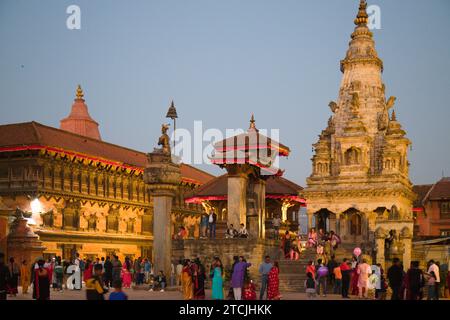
7, 287, 386, 301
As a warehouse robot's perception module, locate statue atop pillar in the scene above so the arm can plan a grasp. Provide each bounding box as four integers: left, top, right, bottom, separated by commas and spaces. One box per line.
144, 118, 181, 280
157, 123, 171, 155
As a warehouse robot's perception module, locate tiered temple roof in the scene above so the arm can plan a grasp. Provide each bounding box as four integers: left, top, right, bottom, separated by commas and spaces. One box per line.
210, 115, 290, 175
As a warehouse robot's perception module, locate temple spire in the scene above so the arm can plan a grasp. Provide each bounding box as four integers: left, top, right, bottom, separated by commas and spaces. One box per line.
60, 85, 101, 140
354, 0, 369, 26
391, 110, 397, 121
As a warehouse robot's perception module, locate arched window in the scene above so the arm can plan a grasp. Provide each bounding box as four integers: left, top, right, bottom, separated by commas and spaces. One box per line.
345, 147, 360, 165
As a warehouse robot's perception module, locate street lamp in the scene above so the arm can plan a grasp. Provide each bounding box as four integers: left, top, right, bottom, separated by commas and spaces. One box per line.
166, 100, 178, 154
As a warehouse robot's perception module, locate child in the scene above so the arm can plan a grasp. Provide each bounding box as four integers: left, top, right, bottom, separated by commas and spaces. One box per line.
426, 271, 437, 300
242, 279, 256, 300
305, 272, 317, 299
149, 270, 167, 292
109, 280, 128, 300
367, 270, 379, 300
316, 261, 329, 297
85, 264, 108, 300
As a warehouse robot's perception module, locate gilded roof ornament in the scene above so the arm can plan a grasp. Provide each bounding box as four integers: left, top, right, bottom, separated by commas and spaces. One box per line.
354, 0, 369, 26
76, 84, 84, 100
249, 114, 257, 130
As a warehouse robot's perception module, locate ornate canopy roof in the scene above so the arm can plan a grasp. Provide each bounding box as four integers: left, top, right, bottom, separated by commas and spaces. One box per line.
209, 115, 290, 175
184, 173, 305, 204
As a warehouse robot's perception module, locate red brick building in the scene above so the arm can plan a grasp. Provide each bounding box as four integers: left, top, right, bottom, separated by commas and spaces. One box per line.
413, 177, 450, 237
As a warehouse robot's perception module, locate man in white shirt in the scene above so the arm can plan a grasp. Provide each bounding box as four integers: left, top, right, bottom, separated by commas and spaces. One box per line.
208, 211, 217, 239
427, 260, 440, 299
272, 215, 281, 239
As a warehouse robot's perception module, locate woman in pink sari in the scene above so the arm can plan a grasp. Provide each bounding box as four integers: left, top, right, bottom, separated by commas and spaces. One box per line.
121, 257, 132, 288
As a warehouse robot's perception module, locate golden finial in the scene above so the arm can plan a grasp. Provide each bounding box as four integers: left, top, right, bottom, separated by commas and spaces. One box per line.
354, 0, 369, 26
249, 114, 256, 129
76, 84, 84, 99
391, 110, 397, 121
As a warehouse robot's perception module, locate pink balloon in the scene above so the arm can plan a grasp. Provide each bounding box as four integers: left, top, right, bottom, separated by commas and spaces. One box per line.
353, 247, 362, 257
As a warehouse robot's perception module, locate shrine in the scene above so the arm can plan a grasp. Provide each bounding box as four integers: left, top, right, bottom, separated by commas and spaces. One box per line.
302, 0, 416, 269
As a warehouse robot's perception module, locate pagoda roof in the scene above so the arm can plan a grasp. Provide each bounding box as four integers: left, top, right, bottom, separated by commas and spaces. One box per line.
212, 115, 290, 157
0, 121, 214, 185
184, 174, 305, 204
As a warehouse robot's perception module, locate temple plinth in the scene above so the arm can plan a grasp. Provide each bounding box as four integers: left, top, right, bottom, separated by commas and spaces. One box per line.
7, 209, 46, 264
143, 125, 181, 278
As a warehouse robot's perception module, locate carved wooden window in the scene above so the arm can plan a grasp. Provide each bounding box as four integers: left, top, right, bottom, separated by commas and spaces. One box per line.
63, 209, 79, 229
127, 219, 135, 233
87, 215, 97, 230
42, 211, 54, 227
107, 214, 119, 232
441, 202, 450, 219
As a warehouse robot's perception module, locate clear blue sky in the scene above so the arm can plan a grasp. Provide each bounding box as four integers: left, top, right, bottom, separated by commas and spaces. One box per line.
0, 0, 449, 186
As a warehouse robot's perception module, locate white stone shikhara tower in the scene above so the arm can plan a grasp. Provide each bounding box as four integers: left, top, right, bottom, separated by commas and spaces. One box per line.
303, 1, 416, 269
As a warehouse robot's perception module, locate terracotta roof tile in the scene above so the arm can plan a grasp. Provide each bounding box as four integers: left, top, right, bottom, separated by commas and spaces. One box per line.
412, 184, 433, 207
427, 177, 450, 200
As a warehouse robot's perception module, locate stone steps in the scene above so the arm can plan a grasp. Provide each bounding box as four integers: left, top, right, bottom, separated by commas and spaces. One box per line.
276, 248, 317, 292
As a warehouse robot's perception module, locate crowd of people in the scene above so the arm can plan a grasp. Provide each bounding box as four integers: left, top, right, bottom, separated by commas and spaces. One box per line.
302, 254, 450, 300
178, 254, 280, 300
0, 251, 177, 300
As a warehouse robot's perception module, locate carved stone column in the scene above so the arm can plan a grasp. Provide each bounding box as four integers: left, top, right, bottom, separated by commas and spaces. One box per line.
307, 211, 313, 231
248, 178, 266, 239
400, 227, 413, 272
225, 165, 250, 229
374, 227, 387, 271
144, 151, 181, 278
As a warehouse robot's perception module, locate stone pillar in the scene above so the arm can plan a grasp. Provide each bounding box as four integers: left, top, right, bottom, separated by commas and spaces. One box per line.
250, 178, 266, 239
307, 211, 313, 231
144, 151, 181, 279
336, 214, 341, 235
375, 235, 386, 270
227, 174, 248, 228
400, 227, 413, 272
374, 227, 387, 270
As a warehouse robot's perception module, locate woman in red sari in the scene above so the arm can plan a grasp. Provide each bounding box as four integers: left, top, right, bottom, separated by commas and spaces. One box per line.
83, 260, 93, 282
267, 261, 281, 300
350, 258, 359, 296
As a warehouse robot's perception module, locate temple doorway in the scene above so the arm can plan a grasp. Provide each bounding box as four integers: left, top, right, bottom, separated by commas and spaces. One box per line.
342, 208, 363, 243
314, 209, 335, 233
